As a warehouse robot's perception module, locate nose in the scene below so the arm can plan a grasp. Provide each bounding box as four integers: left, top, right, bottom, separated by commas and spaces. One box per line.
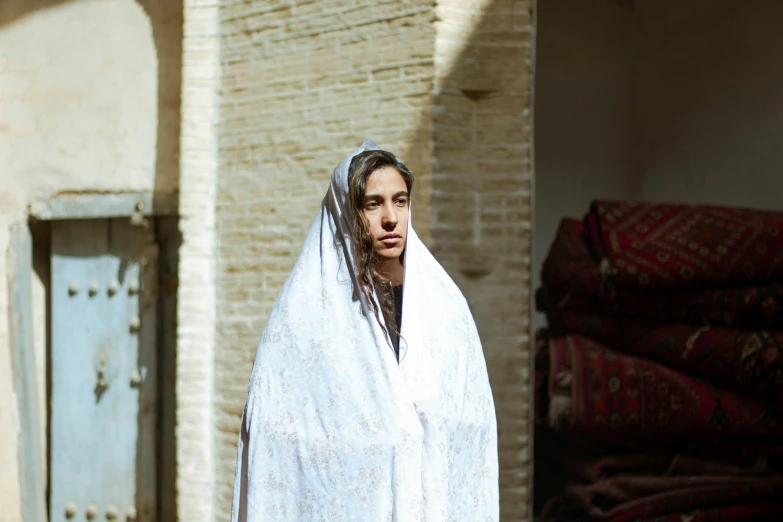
381, 202, 397, 230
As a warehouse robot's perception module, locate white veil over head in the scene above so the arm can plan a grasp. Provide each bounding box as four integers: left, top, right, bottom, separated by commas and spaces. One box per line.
231, 140, 498, 522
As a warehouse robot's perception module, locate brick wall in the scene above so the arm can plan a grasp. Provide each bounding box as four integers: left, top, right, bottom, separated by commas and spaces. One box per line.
177, 0, 220, 519
212, 0, 533, 519
215, 1, 436, 518
432, 0, 534, 519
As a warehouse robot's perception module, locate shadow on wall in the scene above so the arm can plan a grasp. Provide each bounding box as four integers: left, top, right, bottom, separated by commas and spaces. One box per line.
0, 0, 78, 28
135, 0, 183, 201
404, 1, 534, 520
134, 1, 183, 521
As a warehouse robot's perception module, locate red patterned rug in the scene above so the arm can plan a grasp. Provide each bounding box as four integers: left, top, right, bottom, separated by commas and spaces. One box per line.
584, 200, 783, 292
546, 310, 783, 400
544, 335, 783, 446
632, 503, 783, 522
537, 429, 773, 484
565, 475, 783, 522
539, 219, 783, 329
535, 427, 783, 521
536, 201, 783, 521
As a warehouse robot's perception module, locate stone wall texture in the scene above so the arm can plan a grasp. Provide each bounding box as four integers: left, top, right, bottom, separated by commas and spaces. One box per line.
211, 0, 533, 519
432, 1, 534, 520
214, 1, 437, 519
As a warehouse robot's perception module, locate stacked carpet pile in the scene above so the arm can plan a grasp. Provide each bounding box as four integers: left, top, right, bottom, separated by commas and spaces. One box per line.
534, 201, 783, 521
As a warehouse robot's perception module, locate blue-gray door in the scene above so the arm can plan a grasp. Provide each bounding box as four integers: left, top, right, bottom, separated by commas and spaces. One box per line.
50, 219, 157, 522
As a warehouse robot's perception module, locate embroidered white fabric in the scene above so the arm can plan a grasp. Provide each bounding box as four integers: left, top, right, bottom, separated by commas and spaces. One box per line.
231, 140, 498, 522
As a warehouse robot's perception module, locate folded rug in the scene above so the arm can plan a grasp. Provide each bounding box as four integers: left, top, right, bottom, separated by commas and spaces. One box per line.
584, 200, 783, 292
565, 475, 783, 521
539, 219, 783, 328
632, 502, 783, 522
546, 310, 783, 400
545, 335, 783, 445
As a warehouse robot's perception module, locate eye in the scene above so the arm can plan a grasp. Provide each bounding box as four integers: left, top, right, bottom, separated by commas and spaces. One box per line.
364, 201, 379, 210
395, 197, 408, 206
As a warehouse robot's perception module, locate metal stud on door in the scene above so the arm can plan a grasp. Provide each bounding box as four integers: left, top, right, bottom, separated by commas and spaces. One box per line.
50, 219, 157, 522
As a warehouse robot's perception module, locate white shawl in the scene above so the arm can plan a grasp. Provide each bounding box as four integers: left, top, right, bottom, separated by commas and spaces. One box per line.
231, 140, 498, 522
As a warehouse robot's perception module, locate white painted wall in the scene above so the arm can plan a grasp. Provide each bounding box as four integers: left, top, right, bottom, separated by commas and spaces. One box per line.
634, 0, 783, 211
533, 0, 639, 328
0, 0, 180, 517
0, 0, 179, 203
0, 219, 22, 522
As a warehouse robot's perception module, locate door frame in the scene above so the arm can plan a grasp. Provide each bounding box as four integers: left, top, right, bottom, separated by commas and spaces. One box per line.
11, 191, 177, 522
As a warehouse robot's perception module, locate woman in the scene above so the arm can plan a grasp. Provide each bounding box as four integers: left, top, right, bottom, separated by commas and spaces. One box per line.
231, 141, 498, 521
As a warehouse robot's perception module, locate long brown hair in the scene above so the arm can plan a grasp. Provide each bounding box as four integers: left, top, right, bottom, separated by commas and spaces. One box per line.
347, 149, 414, 342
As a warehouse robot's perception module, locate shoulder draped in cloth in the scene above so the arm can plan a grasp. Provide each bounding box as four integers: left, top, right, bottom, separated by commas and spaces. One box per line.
231, 140, 499, 522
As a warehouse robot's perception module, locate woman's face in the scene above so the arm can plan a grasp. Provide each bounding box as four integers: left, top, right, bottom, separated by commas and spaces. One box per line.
362, 166, 409, 261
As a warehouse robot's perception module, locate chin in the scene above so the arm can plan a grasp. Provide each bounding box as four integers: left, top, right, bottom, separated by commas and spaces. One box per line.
376, 246, 404, 260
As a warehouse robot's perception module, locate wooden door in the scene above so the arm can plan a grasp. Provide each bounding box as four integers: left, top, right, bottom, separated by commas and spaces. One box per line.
49, 219, 158, 522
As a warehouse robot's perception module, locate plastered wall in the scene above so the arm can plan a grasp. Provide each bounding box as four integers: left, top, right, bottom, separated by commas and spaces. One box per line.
0, 218, 22, 522
1, 0, 179, 202
0, 0, 181, 518
634, 0, 783, 211
533, 0, 639, 329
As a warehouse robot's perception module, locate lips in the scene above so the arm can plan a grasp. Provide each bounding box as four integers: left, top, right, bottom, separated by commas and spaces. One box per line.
379, 234, 402, 246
